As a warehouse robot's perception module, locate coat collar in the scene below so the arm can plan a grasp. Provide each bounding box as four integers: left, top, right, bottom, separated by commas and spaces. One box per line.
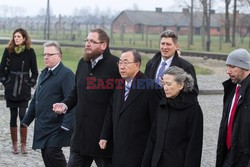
39, 62, 63, 84
160, 91, 198, 110
223, 74, 250, 102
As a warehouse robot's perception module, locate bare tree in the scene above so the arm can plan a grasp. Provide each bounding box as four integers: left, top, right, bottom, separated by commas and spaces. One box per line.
238, 14, 250, 43
225, 0, 231, 42
231, 0, 237, 47
200, 0, 211, 51
44, 0, 50, 40
206, 0, 211, 51
189, 0, 194, 45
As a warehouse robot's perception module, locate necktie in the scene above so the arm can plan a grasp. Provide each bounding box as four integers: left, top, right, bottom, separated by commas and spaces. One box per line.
91, 60, 96, 69
156, 61, 167, 85
226, 84, 241, 150
45, 69, 52, 78
124, 85, 130, 101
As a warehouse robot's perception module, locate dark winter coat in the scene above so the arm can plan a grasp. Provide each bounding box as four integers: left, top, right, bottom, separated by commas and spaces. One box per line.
100, 72, 162, 167
63, 48, 120, 157
0, 48, 38, 107
142, 92, 203, 167
216, 75, 250, 167
144, 51, 199, 95
22, 62, 75, 149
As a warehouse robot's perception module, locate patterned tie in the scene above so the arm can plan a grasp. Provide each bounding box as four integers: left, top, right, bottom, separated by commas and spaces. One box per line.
226, 84, 241, 150
124, 85, 130, 101
156, 61, 167, 85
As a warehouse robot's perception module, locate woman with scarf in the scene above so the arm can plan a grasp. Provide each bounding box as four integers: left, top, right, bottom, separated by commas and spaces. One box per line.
0, 28, 38, 154
142, 66, 203, 167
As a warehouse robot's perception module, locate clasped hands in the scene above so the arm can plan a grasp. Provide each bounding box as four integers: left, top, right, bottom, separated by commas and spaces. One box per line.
53, 103, 68, 114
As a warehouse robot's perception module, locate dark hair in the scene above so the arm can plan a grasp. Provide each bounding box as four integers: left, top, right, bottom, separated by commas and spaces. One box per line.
90, 28, 110, 46
43, 41, 62, 55
160, 30, 178, 44
122, 49, 141, 64
8, 28, 31, 52
164, 66, 194, 92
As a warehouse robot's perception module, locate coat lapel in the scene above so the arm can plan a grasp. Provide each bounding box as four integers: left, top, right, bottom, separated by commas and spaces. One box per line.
120, 88, 143, 114
36, 62, 63, 98
36, 69, 47, 98
119, 72, 145, 114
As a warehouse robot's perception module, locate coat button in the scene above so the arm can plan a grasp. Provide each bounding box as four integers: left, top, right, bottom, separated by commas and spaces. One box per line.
90, 73, 93, 76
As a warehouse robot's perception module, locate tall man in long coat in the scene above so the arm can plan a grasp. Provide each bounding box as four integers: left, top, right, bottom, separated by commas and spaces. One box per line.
22, 41, 75, 167
53, 28, 120, 167
99, 49, 161, 167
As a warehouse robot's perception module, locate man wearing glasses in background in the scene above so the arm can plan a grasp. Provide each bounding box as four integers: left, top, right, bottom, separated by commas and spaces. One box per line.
53, 28, 120, 167
144, 29, 199, 95
22, 41, 75, 167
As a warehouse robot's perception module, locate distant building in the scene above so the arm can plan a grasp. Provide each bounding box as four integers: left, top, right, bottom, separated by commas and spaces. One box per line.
111, 8, 250, 36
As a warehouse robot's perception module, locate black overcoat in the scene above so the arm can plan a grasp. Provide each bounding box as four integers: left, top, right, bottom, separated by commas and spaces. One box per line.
101, 72, 162, 167
0, 48, 38, 107
216, 75, 250, 167
144, 51, 199, 95
22, 62, 75, 149
63, 48, 120, 157
142, 92, 203, 167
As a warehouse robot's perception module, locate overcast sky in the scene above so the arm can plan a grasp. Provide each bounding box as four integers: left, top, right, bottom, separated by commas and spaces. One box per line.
0, 0, 182, 16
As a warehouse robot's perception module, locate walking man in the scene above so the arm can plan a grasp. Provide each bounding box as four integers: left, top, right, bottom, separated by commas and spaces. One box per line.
99, 49, 161, 166
53, 28, 120, 167
216, 48, 250, 166
22, 41, 75, 167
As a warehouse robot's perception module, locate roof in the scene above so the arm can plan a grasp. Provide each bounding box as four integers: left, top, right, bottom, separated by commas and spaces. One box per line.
113, 10, 233, 28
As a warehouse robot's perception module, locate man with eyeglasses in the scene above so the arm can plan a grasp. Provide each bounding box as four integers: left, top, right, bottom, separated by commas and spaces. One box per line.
99, 49, 161, 167
22, 41, 75, 167
144, 29, 199, 95
53, 28, 120, 167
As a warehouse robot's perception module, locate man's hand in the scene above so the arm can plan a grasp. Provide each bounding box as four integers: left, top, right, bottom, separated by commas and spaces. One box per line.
53, 103, 67, 114
99, 139, 107, 149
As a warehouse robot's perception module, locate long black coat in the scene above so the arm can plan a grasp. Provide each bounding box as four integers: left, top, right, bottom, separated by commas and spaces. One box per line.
144, 51, 199, 95
100, 72, 161, 167
0, 48, 38, 107
216, 75, 250, 167
142, 92, 203, 167
63, 48, 120, 157
22, 62, 75, 149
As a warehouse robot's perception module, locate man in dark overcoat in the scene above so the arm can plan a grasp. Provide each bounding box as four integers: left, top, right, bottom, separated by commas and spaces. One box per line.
22, 41, 75, 167
99, 49, 161, 167
53, 28, 120, 167
216, 48, 250, 167
144, 29, 198, 95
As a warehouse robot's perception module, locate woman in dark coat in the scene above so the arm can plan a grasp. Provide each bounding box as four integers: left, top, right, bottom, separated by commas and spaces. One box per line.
141, 66, 203, 167
0, 28, 38, 154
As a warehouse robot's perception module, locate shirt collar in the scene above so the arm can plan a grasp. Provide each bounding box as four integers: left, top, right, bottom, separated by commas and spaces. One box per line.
91, 54, 103, 64
48, 62, 60, 71
161, 56, 174, 66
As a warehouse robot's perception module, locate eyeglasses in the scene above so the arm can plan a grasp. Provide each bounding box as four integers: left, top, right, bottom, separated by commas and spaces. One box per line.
84, 39, 104, 45
43, 53, 59, 57
117, 61, 136, 67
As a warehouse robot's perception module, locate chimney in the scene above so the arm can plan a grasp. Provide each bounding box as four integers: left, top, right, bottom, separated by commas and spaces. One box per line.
155, 7, 162, 13
210, 9, 215, 14
182, 8, 189, 14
